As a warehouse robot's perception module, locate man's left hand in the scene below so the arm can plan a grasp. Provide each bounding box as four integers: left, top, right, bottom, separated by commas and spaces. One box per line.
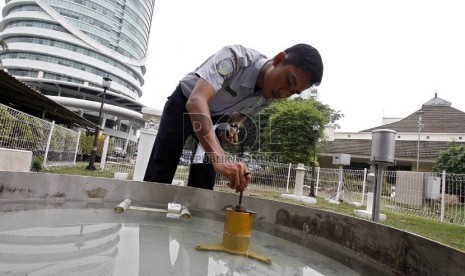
221, 123, 240, 145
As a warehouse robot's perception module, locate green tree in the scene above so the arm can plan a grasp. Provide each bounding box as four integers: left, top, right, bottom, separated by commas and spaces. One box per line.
0, 106, 15, 145
433, 143, 465, 203
79, 132, 94, 155
79, 132, 108, 159
0, 39, 7, 68
257, 98, 342, 164
433, 143, 465, 173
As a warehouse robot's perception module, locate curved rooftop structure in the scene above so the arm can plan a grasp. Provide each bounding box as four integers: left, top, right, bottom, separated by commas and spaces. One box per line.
0, 0, 156, 140
322, 93, 465, 170
363, 93, 465, 133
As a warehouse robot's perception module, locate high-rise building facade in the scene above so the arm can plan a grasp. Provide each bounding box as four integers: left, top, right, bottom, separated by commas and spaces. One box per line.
299, 87, 319, 101
0, 0, 155, 143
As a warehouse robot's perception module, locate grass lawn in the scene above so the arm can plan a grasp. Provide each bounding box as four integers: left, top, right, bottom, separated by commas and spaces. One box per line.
382, 210, 465, 251
215, 186, 465, 252
46, 162, 115, 178
45, 165, 465, 252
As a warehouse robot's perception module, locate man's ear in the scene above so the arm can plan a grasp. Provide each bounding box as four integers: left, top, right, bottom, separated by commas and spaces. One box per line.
272, 52, 287, 66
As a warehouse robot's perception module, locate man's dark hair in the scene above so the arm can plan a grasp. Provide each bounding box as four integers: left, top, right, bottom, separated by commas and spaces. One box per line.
284, 44, 323, 86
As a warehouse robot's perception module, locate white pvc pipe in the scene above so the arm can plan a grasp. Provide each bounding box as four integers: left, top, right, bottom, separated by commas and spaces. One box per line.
114, 200, 191, 220
114, 199, 132, 213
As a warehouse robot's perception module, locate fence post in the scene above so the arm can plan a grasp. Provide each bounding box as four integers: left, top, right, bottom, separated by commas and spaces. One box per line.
335, 165, 344, 201
43, 120, 55, 168
286, 163, 292, 193
100, 135, 110, 171
315, 167, 320, 196
73, 130, 81, 165
361, 168, 367, 205
293, 163, 306, 197
441, 170, 446, 222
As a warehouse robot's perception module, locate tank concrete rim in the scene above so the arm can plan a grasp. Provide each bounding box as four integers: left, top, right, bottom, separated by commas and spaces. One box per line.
0, 171, 464, 276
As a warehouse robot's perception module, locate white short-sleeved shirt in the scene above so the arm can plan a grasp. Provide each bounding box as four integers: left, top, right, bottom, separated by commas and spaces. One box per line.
179, 45, 275, 116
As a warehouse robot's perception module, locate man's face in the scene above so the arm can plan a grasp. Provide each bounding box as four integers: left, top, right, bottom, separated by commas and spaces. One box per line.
262, 58, 313, 99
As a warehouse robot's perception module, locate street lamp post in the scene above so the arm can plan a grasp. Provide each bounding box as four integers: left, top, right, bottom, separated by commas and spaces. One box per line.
416, 111, 424, 171
86, 76, 112, 170
310, 122, 320, 197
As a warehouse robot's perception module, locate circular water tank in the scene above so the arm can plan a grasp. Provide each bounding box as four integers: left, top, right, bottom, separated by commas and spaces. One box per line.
371, 129, 396, 164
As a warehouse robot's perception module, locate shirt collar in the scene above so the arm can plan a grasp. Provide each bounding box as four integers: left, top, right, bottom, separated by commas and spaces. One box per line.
241, 57, 269, 89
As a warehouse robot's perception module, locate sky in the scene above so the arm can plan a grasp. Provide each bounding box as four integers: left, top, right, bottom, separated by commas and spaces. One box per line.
1, 0, 465, 132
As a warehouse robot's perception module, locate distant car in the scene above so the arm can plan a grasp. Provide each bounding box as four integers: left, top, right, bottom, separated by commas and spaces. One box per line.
132, 151, 138, 158
182, 149, 193, 158
241, 154, 262, 171
247, 162, 262, 171
178, 149, 193, 165
178, 156, 191, 166
114, 147, 127, 158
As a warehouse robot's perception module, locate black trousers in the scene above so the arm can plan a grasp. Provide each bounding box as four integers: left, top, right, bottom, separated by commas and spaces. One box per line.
143, 86, 228, 190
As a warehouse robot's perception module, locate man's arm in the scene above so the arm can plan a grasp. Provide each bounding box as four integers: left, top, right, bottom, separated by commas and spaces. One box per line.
186, 79, 224, 162
186, 78, 250, 192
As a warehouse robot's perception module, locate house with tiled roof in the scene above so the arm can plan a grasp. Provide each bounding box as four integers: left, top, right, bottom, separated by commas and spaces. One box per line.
319, 94, 465, 171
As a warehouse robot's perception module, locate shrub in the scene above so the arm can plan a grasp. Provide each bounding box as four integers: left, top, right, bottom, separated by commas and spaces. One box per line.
31, 155, 44, 172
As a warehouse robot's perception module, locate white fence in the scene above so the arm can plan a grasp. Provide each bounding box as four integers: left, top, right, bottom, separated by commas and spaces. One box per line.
0, 103, 137, 175
383, 171, 465, 225
100, 136, 138, 179
314, 168, 368, 205
174, 158, 465, 226
2, 103, 464, 225
0, 103, 80, 170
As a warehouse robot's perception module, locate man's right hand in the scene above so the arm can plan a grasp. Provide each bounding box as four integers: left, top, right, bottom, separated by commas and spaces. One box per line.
213, 162, 250, 192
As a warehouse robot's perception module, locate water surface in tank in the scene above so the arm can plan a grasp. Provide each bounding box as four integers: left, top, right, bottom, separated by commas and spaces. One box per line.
0, 201, 360, 275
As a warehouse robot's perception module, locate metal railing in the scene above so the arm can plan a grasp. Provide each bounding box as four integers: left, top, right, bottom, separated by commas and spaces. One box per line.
314, 168, 368, 205
174, 160, 465, 226
382, 171, 465, 225
99, 136, 138, 179
44, 123, 80, 167
216, 158, 298, 193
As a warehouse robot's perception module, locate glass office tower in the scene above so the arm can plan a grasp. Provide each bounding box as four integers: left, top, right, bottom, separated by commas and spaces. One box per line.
0, 0, 156, 142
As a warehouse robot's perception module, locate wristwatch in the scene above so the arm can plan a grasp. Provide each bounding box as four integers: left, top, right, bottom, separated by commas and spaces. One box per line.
229, 123, 240, 133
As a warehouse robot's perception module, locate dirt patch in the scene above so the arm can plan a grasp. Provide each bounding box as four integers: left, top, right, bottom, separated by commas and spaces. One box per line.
86, 187, 108, 198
